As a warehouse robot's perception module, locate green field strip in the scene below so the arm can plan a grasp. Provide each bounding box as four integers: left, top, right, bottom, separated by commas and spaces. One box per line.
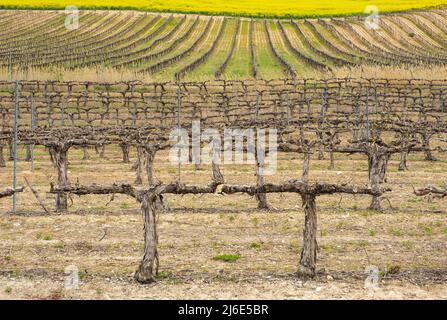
252, 20, 284, 79
136, 17, 207, 71
223, 19, 251, 79
186, 18, 238, 80
155, 18, 224, 80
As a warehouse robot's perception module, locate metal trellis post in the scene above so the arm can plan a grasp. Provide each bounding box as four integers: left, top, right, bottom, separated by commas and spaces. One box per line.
12, 80, 19, 213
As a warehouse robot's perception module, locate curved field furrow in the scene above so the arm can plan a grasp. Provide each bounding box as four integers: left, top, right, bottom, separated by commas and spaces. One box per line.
0, 11, 59, 42
142, 17, 214, 74
350, 20, 444, 65
398, 16, 444, 50
175, 18, 227, 80
390, 16, 447, 59
302, 20, 360, 63
3, 12, 112, 55
343, 20, 423, 65
422, 11, 447, 33
115, 16, 200, 69
37, 13, 149, 67
327, 19, 396, 66
0, 14, 96, 64
332, 19, 409, 65
73, 15, 176, 68
30, 13, 139, 68
0, 13, 63, 46
146, 15, 188, 51
380, 17, 447, 62
0, 9, 446, 81
289, 20, 352, 68
0, 14, 65, 58
406, 14, 447, 48
275, 21, 327, 76
6, 12, 117, 59
111, 16, 195, 68
185, 18, 238, 80
162, 18, 225, 80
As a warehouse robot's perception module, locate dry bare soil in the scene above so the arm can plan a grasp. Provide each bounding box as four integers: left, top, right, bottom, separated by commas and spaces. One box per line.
0, 146, 446, 299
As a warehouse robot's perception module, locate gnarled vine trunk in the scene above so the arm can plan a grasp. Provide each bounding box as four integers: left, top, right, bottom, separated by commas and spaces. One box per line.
368, 148, 382, 211
0, 144, 5, 167
82, 147, 90, 160
25, 145, 32, 162
49, 146, 69, 211
145, 147, 164, 210
422, 132, 436, 161
299, 193, 317, 278
120, 143, 130, 163
135, 146, 146, 185
134, 193, 159, 283
255, 148, 269, 210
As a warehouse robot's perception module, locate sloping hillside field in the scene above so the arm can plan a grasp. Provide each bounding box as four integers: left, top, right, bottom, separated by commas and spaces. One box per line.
1, 9, 447, 81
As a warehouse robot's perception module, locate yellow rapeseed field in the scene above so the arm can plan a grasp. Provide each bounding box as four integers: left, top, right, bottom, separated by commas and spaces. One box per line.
0, 0, 445, 18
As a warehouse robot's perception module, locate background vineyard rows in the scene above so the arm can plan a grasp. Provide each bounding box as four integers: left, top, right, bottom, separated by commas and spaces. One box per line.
1, 8, 447, 81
